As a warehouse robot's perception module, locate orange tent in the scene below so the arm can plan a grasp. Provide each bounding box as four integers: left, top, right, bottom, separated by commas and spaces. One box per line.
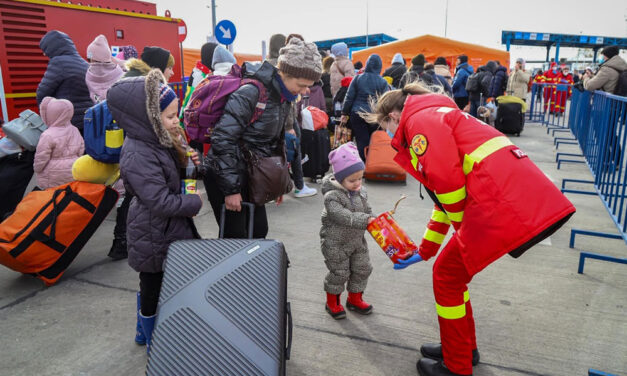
181, 48, 262, 77
352, 35, 510, 76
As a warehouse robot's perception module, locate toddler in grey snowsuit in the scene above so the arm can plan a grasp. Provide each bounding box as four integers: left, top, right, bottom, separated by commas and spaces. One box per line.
320, 142, 374, 319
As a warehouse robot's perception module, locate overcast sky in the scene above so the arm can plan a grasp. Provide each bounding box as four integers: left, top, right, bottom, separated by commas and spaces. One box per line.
155, 0, 626, 68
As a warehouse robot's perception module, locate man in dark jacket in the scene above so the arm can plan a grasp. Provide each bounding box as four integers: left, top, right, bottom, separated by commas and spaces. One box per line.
382, 53, 407, 89
467, 65, 491, 117
205, 38, 322, 238
451, 55, 474, 109
399, 53, 426, 88
37, 30, 92, 131
341, 54, 389, 161
265, 33, 286, 67
488, 61, 509, 100
421, 63, 453, 97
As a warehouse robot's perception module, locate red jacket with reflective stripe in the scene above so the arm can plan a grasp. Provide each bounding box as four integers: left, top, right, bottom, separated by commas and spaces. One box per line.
392, 94, 576, 275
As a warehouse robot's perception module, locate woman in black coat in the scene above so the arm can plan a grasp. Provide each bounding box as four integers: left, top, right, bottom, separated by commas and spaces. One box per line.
341, 54, 389, 161
37, 30, 92, 131
204, 38, 322, 238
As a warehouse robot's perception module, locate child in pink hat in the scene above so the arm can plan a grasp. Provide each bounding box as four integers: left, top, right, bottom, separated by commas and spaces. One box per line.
319, 142, 375, 319
33, 97, 84, 189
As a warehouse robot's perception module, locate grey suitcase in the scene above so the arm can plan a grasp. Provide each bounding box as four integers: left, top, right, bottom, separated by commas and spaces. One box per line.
146, 218, 292, 375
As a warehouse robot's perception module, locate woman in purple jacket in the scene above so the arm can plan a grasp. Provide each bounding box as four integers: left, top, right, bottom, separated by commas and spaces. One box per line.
107, 69, 202, 353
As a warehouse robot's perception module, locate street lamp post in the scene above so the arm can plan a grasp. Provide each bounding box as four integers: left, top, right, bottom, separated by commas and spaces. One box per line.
366, 1, 369, 47
444, 0, 449, 38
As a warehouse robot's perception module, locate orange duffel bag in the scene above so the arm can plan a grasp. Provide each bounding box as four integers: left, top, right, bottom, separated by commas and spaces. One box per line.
0, 181, 118, 286
364, 130, 407, 183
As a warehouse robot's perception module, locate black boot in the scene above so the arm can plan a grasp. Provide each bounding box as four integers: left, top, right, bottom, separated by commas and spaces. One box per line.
417, 358, 471, 376
108, 238, 128, 260
420, 343, 480, 366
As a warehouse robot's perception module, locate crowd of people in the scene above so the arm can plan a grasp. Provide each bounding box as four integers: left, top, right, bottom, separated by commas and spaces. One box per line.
0, 27, 623, 376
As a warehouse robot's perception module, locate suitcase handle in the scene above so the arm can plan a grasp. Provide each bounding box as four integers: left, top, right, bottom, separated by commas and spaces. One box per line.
285, 301, 293, 360
219, 202, 255, 239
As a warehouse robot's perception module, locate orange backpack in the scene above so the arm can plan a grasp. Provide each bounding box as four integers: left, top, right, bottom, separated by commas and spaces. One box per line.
364, 130, 407, 182
0, 181, 118, 285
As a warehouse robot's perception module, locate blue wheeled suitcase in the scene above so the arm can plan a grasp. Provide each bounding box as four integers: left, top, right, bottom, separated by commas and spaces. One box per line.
146, 204, 292, 376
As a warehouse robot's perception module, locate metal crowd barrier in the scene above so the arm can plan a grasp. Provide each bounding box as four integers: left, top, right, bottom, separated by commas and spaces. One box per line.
528, 83, 573, 137
528, 83, 545, 122
559, 89, 627, 273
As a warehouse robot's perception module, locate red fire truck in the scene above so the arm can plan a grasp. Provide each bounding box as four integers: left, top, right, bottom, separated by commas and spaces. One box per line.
0, 0, 184, 121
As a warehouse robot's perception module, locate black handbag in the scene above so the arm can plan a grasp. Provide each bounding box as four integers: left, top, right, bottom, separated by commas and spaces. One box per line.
245, 142, 293, 206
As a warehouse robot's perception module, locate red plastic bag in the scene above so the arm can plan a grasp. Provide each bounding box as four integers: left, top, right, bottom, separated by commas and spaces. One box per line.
306, 106, 329, 130
366, 196, 418, 264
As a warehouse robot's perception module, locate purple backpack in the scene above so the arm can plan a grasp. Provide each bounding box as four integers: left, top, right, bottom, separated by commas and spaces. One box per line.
183, 64, 267, 143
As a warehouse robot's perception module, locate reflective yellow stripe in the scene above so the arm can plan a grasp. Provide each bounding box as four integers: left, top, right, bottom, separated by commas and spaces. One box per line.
431, 209, 451, 224
435, 290, 470, 319
462, 136, 514, 175
5, 92, 36, 99
435, 186, 466, 205
447, 211, 464, 222
423, 229, 446, 244
13, 0, 177, 21
436, 302, 466, 319
409, 147, 419, 171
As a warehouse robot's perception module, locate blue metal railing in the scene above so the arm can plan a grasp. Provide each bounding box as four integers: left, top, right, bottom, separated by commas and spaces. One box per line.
560, 88, 627, 272
528, 83, 573, 132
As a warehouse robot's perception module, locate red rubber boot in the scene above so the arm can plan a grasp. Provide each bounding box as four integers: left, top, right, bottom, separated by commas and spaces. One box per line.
346, 292, 373, 315
325, 292, 346, 319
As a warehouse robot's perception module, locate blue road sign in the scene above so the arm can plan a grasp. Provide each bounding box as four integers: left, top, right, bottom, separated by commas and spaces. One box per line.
215, 20, 236, 45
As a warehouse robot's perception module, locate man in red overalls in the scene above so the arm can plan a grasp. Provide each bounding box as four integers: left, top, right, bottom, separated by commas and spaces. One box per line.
555, 65, 574, 114
543, 62, 560, 113
370, 88, 576, 376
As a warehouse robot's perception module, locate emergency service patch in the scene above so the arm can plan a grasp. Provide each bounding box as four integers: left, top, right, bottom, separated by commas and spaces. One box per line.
411, 134, 428, 156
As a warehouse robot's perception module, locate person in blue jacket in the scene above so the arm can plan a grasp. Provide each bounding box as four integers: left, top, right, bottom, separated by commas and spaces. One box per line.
451, 55, 474, 110
340, 54, 390, 161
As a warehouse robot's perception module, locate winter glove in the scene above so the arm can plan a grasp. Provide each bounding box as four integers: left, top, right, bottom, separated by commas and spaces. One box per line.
393, 253, 423, 270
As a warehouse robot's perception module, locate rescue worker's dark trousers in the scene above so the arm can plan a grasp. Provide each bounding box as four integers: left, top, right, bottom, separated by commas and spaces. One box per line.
432, 235, 478, 375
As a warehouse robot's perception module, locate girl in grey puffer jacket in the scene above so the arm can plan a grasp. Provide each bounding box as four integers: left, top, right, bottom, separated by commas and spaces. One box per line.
320, 142, 374, 319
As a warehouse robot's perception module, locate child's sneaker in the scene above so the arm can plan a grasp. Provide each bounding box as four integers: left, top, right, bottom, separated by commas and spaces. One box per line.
294, 183, 317, 198
346, 292, 373, 315
325, 292, 346, 319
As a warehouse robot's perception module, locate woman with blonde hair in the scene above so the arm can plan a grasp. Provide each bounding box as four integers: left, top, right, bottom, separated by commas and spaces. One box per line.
365, 84, 575, 376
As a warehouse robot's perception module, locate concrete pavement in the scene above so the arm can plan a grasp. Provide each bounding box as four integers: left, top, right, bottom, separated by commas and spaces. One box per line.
0, 121, 626, 376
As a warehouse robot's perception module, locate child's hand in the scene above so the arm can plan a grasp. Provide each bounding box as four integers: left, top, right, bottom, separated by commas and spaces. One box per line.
190, 151, 201, 166
276, 195, 284, 206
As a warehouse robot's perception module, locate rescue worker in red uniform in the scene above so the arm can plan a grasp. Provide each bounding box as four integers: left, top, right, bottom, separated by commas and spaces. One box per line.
531, 69, 546, 107
543, 62, 560, 113
555, 65, 574, 114
365, 84, 576, 376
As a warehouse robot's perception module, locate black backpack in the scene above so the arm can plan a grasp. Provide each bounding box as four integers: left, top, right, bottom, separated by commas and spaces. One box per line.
465, 72, 482, 93
609, 66, 627, 96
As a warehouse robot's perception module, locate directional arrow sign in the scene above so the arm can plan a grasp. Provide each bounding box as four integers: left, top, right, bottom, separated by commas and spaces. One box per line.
215, 19, 236, 45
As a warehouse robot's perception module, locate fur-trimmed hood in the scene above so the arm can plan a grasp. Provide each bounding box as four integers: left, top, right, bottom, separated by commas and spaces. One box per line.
106, 69, 173, 148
